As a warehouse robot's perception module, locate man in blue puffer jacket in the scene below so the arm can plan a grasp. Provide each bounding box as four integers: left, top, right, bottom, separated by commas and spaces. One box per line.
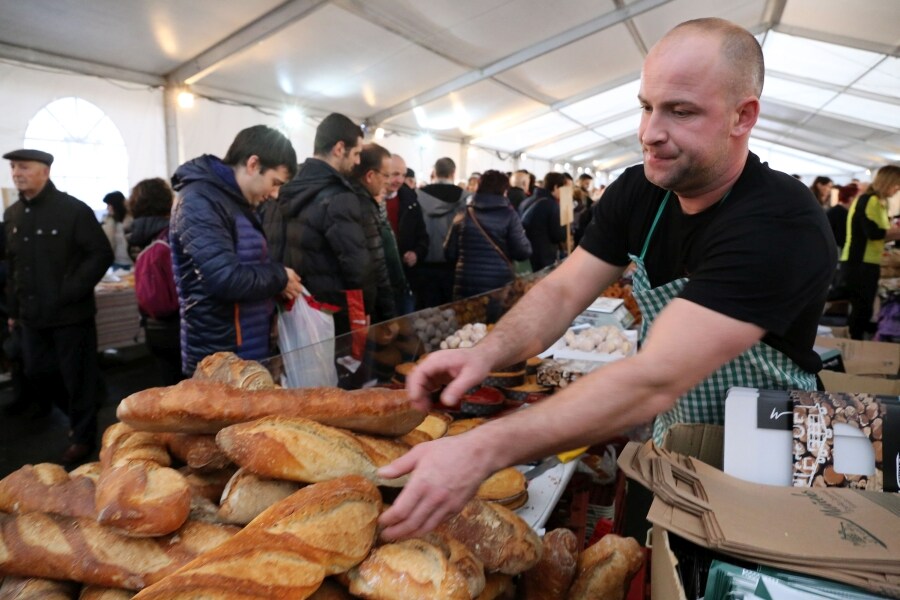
170, 125, 303, 376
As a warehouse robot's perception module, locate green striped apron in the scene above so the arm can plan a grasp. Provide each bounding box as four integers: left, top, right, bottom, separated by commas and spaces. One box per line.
630, 191, 816, 445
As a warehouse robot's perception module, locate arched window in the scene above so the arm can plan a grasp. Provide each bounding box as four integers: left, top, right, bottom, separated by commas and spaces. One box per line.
24, 97, 128, 215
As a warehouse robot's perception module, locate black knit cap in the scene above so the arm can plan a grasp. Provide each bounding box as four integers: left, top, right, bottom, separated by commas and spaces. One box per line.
3, 149, 54, 166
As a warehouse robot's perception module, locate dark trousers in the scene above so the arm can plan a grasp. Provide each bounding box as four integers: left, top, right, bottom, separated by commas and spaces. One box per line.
20, 320, 103, 446
845, 262, 880, 340
414, 263, 455, 309
144, 318, 184, 386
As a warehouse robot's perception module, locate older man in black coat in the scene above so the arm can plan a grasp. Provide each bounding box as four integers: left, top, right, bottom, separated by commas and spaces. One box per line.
3, 148, 113, 464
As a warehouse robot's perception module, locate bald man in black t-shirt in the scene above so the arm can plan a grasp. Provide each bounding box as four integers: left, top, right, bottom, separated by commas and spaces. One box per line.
377, 18, 835, 540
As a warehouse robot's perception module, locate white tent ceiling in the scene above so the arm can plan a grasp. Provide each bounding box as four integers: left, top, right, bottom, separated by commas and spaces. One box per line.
0, 0, 897, 180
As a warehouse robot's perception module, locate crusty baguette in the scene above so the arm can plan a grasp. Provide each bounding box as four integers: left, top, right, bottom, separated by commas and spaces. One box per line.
117, 380, 425, 436
216, 417, 410, 487
178, 466, 237, 504
0, 576, 79, 599
476, 573, 515, 599
217, 467, 302, 525
132, 475, 381, 599
343, 539, 471, 600
78, 587, 136, 599
0, 463, 96, 519
99, 424, 170, 469
160, 433, 231, 471
398, 428, 432, 446
307, 579, 354, 599
568, 534, 644, 600
193, 352, 275, 390
95, 461, 192, 537
0, 513, 238, 589
438, 498, 542, 575
521, 528, 580, 599
422, 530, 486, 599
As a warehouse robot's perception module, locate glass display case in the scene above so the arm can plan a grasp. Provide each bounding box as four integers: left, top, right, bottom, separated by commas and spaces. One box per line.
259, 268, 553, 390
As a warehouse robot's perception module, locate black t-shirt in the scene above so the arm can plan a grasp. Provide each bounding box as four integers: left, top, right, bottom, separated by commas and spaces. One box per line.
580, 152, 836, 373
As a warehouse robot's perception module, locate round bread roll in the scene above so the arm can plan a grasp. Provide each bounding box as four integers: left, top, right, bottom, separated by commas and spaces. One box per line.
477, 467, 527, 504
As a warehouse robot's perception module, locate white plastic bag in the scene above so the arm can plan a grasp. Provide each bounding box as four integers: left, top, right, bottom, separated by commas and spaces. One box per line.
277, 287, 338, 388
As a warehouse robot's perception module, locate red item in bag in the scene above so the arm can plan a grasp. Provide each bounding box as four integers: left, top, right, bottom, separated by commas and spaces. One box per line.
345, 289, 368, 360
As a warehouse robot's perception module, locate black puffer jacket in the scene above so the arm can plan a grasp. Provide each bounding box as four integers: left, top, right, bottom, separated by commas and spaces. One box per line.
353, 182, 396, 323
272, 158, 369, 334
520, 187, 565, 271
444, 193, 531, 299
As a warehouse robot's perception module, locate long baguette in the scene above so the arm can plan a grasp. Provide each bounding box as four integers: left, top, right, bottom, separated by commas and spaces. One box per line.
0, 463, 96, 519
95, 424, 191, 537
79, 587, 136, 599
117, 380, 425, 436
216, 417, 410, 487
99, 424, 169, 469
132, 475, 381, 599
0, 513, 238, 589
0, 576, 79, 599
216, 468, 301, 526
95, 461, 192, 537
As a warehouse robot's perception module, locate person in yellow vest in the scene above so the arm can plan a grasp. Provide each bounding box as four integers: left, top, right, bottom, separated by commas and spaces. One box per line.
840, 165, 900, 339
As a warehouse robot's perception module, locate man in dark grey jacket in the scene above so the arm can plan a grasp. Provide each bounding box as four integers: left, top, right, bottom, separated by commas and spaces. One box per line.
3, 148, 113, 464
416, 157, 465, 308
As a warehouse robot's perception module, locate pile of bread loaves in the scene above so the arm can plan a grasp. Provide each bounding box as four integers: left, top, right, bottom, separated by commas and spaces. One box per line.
0, 352, 643, 599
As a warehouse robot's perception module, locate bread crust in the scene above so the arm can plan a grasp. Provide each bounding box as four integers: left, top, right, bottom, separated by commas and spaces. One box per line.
118, 380, 425, 436
216, 417, 411, 487
132, 476, 381, 599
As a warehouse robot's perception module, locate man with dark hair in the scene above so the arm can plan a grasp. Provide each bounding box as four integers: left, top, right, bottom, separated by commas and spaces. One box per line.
170, 125, 302, 376
270, 112, 369, 336
576, 173, 593, 195
379, 18, 835, 540
349, 143, 396, 325
416, 157, 466, 308
385, 154, 428, 314
3, 148, 113, 464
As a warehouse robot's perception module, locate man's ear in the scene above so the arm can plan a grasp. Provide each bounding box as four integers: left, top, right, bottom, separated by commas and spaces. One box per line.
245, 155, 262, 175
732, 97, 760, 137
332, 141, 346, 160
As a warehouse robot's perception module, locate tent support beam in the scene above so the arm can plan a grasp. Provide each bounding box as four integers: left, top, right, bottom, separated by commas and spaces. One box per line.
167, 0, 328, 85
366, 0, 674, 125
0, 41, 163, 87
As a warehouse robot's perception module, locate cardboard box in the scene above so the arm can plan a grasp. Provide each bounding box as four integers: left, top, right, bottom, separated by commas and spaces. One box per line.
815, 336, 900, 376
652, 424, 723, 600
661, 423, 724, 469
819, 369, 900, 395
651, 525, 687, 600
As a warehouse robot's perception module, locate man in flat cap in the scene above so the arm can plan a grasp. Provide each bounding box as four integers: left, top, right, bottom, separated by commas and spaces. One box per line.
3, 148, 113, 465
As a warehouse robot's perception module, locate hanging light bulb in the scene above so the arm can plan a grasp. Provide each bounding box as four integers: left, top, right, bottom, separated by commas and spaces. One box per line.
177, 90, 195, 109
